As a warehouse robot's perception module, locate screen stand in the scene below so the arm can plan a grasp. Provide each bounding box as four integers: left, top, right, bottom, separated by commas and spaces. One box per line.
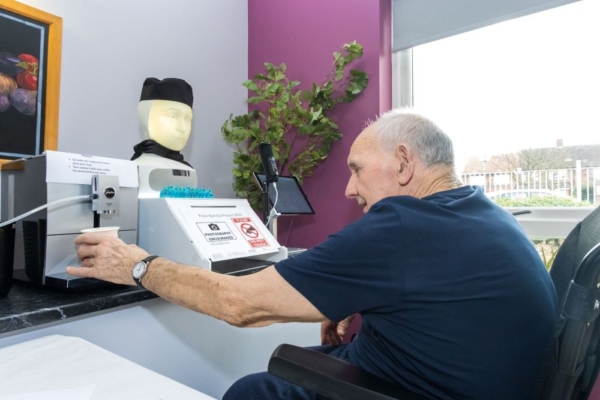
262, 180, 278, 237
268, 216, 279, 239
262, 182, 271, 225
261, 180, 282, 238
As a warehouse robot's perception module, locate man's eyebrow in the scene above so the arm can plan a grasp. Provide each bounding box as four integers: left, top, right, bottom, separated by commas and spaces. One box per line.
348, 161, 359, 169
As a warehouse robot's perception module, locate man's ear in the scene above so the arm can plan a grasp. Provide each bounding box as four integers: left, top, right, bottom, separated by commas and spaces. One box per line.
395, 144, 414, 186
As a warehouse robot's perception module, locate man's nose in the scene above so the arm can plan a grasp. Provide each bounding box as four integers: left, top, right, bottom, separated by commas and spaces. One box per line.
345, 176, 357, 198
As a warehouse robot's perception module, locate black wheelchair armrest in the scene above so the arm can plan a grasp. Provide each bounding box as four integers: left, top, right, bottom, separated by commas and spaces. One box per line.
267, 344, 430, 400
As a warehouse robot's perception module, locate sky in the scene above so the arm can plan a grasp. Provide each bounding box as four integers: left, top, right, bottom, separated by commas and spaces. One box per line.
412, 0, 599, 174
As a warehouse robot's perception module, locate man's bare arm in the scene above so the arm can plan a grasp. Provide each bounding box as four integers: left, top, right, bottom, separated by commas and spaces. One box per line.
66, 234, 325, 327
142, 259, 325, 327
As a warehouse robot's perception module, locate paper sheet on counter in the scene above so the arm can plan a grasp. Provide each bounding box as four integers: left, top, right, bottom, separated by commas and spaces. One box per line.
0, 384, 96, 400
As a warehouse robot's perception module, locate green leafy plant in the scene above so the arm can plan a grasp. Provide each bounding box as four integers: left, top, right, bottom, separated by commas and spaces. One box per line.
221, 41, 369, 210
532, 238, 562, 270
540, 245, 559, 270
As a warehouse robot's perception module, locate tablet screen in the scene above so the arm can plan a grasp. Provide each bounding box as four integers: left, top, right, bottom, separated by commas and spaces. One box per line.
253, 173, 315, 215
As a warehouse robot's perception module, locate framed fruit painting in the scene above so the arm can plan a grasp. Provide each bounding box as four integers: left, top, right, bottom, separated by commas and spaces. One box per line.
0, 0, 62, 164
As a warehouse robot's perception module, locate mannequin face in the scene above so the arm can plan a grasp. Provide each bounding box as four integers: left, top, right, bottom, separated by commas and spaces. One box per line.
147, 100, 193, 151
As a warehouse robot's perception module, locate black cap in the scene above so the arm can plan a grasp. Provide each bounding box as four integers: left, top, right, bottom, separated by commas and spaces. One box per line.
139, 77, 193, 108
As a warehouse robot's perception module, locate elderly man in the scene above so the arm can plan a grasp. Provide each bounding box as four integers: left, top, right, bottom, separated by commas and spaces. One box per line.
67, 109, 557, 400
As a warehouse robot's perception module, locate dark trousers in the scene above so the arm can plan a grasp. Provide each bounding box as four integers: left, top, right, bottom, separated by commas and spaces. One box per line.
222, 344, 350, 400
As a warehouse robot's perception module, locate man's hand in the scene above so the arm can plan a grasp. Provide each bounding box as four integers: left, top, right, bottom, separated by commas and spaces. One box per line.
321, 314, 356, 345
65, 233, 149, 285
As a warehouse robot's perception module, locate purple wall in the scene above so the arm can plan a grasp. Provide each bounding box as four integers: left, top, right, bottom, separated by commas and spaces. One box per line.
249, 0, 392, 248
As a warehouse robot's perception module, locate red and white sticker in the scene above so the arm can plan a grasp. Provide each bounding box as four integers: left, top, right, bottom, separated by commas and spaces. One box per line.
231, 217, 269, 248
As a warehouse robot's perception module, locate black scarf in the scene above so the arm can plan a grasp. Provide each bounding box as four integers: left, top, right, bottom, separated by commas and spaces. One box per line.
131, 139, 193, 168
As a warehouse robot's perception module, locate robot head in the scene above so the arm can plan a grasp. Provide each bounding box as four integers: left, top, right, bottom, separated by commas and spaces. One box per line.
137, 77, 194, 151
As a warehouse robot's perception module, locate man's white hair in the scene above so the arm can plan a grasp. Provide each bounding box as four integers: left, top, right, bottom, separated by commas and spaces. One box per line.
372, 108, 455, 168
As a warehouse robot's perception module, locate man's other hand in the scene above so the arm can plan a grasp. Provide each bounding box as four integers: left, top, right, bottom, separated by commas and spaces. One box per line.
321, 314, 356, 345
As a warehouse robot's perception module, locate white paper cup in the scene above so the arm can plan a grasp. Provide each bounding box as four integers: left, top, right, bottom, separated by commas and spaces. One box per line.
80, 226, 120, 238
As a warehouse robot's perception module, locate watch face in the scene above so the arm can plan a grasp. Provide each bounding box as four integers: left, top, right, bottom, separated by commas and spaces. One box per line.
133, 262, 146, 279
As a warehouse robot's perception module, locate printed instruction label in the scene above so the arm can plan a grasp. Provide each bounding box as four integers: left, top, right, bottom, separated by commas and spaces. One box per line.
167, 199, 280, 262
46, 151, 138, 187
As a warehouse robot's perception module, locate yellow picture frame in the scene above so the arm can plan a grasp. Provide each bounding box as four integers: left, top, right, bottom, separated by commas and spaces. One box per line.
0, 0, 62, 165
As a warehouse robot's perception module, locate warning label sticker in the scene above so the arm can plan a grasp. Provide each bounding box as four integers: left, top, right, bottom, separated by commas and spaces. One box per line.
231, 217, 270, 248
197, 221, 237, 242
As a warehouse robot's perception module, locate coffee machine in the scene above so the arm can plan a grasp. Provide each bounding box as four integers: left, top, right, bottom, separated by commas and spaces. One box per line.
0, 151, 139, 289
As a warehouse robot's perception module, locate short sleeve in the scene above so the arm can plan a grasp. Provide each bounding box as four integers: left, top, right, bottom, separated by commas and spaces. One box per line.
275, 203, 405, 322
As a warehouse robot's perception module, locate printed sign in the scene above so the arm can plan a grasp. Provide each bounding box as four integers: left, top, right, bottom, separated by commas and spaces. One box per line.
46, 151, 138, 187
231, 217, 270, 248
197, 221, 237, 242
166, 199, 280, 262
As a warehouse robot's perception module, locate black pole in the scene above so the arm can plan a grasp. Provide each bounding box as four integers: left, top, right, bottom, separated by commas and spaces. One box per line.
262, 181, 270, 225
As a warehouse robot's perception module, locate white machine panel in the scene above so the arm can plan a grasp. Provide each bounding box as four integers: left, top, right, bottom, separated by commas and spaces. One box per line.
138, 198, 287, 271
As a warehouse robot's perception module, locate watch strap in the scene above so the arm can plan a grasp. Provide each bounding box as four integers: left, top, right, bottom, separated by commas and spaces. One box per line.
135, 255, 159, 288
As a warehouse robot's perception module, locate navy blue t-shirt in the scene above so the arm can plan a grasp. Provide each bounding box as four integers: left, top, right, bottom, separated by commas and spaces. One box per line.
275, 186, 558, 400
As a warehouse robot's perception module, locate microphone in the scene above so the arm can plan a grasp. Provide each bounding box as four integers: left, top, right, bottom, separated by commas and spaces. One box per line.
259, 143, 279, 183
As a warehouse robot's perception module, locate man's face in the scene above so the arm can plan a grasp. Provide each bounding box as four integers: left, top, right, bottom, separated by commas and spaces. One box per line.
148, 100, 193, 151
345, 127, 399, 213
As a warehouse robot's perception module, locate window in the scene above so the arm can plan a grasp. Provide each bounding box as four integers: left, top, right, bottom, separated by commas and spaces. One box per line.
393, 0, 599, 241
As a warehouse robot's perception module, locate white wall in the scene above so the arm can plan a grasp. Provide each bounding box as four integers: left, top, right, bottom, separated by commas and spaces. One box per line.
17, 0, 248, 197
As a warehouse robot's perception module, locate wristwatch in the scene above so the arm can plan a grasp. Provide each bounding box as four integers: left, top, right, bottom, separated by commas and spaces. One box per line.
132, 255, 159, 288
